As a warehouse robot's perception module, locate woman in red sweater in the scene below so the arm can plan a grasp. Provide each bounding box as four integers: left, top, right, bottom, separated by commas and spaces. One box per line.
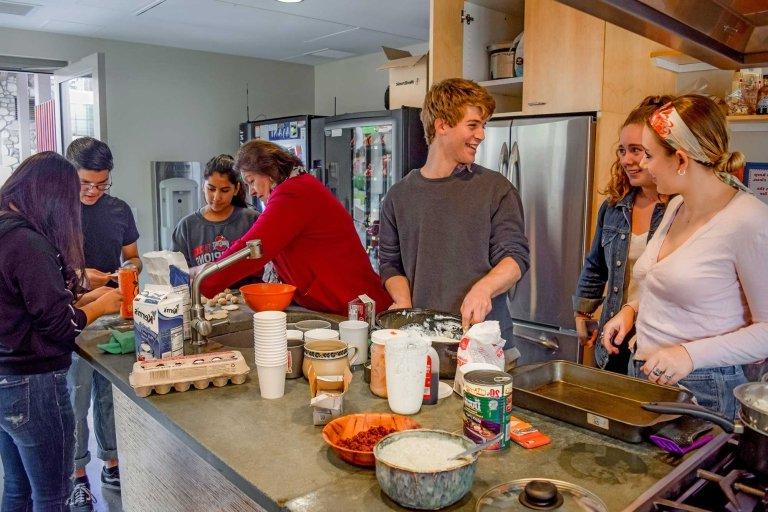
200, 140, 392, 315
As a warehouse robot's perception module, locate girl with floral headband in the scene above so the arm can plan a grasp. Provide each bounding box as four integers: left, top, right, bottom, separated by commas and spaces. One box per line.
602, 94, 768, 419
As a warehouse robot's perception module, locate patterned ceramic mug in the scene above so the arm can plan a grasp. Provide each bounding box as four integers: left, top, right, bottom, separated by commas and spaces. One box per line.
302, 340, 357, 379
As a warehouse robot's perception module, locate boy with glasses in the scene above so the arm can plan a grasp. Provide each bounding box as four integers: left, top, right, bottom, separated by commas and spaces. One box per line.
65, 137, 140, 511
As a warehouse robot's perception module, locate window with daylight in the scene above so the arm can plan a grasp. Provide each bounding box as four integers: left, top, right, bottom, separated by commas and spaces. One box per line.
0, 71, 55, 186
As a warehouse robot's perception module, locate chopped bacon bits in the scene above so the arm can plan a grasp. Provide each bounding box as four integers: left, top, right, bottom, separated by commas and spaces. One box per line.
338, 426, 396, 451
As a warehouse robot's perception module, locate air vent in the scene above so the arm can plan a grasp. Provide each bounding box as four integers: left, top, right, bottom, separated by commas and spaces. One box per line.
303, 48, 357, 59
0, 1, 36, 16
133, 0, 167, 16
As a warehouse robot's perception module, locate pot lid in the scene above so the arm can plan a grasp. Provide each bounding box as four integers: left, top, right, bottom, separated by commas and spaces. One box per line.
476, 478, 608, 512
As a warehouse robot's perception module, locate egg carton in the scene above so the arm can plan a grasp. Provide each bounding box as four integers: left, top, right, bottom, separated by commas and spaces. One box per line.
128, 350, 251, 397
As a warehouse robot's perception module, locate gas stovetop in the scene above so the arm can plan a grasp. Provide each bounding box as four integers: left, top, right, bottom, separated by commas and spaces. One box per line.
626, 433, 768, 511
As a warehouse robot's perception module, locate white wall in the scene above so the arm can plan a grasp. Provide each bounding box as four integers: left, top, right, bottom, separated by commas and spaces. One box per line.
0, 27, 314, 254
314, 42, 428, 116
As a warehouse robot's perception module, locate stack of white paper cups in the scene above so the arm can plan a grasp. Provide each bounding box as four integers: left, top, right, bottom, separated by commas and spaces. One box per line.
253, 311, 287, 399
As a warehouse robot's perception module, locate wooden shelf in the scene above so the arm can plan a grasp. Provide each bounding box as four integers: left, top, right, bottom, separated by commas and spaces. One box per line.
727, 115, 768, 122
479, 76, 523, 96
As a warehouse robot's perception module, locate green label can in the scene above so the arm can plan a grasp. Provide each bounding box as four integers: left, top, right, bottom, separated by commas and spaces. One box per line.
462, 370, 513, 451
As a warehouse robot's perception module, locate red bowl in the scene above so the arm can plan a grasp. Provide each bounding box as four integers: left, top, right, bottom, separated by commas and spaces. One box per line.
239, 283, 296, 312
322, 413, 421, 467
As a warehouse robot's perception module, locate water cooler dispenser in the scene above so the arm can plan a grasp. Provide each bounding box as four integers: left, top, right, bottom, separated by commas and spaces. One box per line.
150, 161, 203, 250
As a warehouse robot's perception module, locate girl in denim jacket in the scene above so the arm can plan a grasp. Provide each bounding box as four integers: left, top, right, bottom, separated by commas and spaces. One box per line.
573, 96, 672, 373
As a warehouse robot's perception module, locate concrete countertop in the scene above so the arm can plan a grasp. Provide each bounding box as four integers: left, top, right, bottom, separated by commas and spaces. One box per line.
77, 310, 677, 512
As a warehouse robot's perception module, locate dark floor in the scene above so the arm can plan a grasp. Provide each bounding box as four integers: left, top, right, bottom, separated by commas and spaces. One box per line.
0, 409, 123, 511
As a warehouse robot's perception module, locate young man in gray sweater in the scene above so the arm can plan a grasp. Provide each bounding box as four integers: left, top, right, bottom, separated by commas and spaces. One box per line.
379, 78, 529, 333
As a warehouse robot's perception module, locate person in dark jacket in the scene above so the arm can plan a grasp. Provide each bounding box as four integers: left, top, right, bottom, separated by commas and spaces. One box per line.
573, 96, 673, 373
0, 152, 121, 512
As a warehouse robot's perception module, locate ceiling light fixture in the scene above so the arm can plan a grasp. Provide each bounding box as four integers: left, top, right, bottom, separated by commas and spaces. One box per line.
276, 0, 304, 3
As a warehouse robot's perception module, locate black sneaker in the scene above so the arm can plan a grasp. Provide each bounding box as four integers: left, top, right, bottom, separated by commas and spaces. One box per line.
101, 465, 121, 492
67, 479, 96, 512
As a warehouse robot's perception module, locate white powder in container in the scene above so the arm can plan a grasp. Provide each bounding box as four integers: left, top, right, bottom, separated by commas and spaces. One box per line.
377, 436, 467, 472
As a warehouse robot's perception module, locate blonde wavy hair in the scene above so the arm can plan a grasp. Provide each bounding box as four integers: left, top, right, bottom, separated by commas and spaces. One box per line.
420, 78, 496, 145
602, 95, 675, 205
646, 94, 746, 178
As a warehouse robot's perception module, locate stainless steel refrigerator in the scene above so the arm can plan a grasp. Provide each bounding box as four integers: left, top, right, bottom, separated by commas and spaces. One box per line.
475, 115, 595, 366
239, 115, 326, 210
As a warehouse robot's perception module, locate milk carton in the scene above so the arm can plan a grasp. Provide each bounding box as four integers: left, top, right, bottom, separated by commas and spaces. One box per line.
133, 284, 185, 361
142, 251, 192, 340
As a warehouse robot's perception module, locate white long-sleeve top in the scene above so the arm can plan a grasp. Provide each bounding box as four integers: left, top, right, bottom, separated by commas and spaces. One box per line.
631, 192, 768, 369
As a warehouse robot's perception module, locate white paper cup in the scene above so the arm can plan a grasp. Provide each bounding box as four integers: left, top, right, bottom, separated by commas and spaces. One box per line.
295, 320, 331, 332
304, 328, 339, 342
253, 311, 287, 321
339, 320, 370, 365
286, 329, 304, 340
257, 364, 286, 399
255, 356, 288, 366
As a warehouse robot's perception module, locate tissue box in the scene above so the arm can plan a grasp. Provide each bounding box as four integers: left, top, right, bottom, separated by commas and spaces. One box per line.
348, 294, 376, 329
309, 366, 352, 426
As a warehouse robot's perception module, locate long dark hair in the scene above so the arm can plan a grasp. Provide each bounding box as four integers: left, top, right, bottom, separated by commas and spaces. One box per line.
0, 152, 85, 293
204, 154, 248, 208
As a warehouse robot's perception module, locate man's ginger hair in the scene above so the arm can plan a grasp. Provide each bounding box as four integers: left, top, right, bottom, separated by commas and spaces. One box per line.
420, 78, 496, 145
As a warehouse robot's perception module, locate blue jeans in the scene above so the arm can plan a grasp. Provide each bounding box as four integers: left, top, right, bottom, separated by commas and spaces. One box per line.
630, 358, 747, 420
67, 353, 117, 470
0, 370, 74, 511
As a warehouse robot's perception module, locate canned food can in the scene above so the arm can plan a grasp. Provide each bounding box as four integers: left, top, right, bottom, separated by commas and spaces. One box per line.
463, 370, 513, 451
118, 267, 139, 319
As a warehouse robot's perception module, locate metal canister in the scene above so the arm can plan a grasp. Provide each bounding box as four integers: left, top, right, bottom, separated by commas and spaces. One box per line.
118, 267, 139, 319
463, 370, 513, 451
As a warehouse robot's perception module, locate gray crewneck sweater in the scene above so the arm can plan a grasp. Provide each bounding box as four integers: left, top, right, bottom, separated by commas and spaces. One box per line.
378, 164, 529, 317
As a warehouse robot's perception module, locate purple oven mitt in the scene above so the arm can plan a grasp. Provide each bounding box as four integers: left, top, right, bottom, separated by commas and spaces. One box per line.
650, 416, 715, 456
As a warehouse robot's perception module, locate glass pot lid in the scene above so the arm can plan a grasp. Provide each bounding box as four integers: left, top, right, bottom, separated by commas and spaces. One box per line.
476, 478, 608, 512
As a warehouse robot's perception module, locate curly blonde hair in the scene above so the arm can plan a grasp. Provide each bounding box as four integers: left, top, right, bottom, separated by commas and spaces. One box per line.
602, 95, 675, 205
420, 78, 496, 145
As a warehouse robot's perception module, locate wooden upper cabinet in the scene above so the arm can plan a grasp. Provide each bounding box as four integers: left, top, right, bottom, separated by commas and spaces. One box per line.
522, 0, 605, 114
429, 0, 464, 85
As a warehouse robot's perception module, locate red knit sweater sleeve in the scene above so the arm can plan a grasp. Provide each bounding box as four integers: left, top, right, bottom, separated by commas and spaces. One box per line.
199, 181, 311, 297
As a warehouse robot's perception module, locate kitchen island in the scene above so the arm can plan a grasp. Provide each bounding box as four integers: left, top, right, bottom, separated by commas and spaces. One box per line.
78, 312, 678, 512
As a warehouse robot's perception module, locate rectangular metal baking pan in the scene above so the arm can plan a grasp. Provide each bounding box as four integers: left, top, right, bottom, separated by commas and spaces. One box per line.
510, 360, 693, 442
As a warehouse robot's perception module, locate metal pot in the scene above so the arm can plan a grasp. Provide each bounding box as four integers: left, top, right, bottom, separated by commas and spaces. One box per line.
375, 308, 462, 378
643, 382, 768, 476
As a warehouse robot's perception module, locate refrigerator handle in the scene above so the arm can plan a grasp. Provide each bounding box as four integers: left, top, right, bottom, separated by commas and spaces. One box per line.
509, 141, 521, 191
498, 142, 509, 178
515, 332, 560, 351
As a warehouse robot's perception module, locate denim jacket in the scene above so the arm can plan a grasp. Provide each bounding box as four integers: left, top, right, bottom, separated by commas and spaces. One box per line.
573, 190, 667, 368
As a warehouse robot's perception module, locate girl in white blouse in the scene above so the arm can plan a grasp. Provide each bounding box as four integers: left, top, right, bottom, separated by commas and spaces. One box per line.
601, 94, 768, 419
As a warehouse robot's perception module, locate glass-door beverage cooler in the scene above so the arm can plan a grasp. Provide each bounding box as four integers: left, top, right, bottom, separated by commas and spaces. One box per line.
322, 107, 427, 268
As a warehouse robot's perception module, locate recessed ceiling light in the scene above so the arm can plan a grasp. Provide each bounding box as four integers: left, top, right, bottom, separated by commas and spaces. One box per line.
276, 0, 303, 3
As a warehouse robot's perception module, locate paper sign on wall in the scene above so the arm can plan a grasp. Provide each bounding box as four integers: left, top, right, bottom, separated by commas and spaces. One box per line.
744, 162, 768, 205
